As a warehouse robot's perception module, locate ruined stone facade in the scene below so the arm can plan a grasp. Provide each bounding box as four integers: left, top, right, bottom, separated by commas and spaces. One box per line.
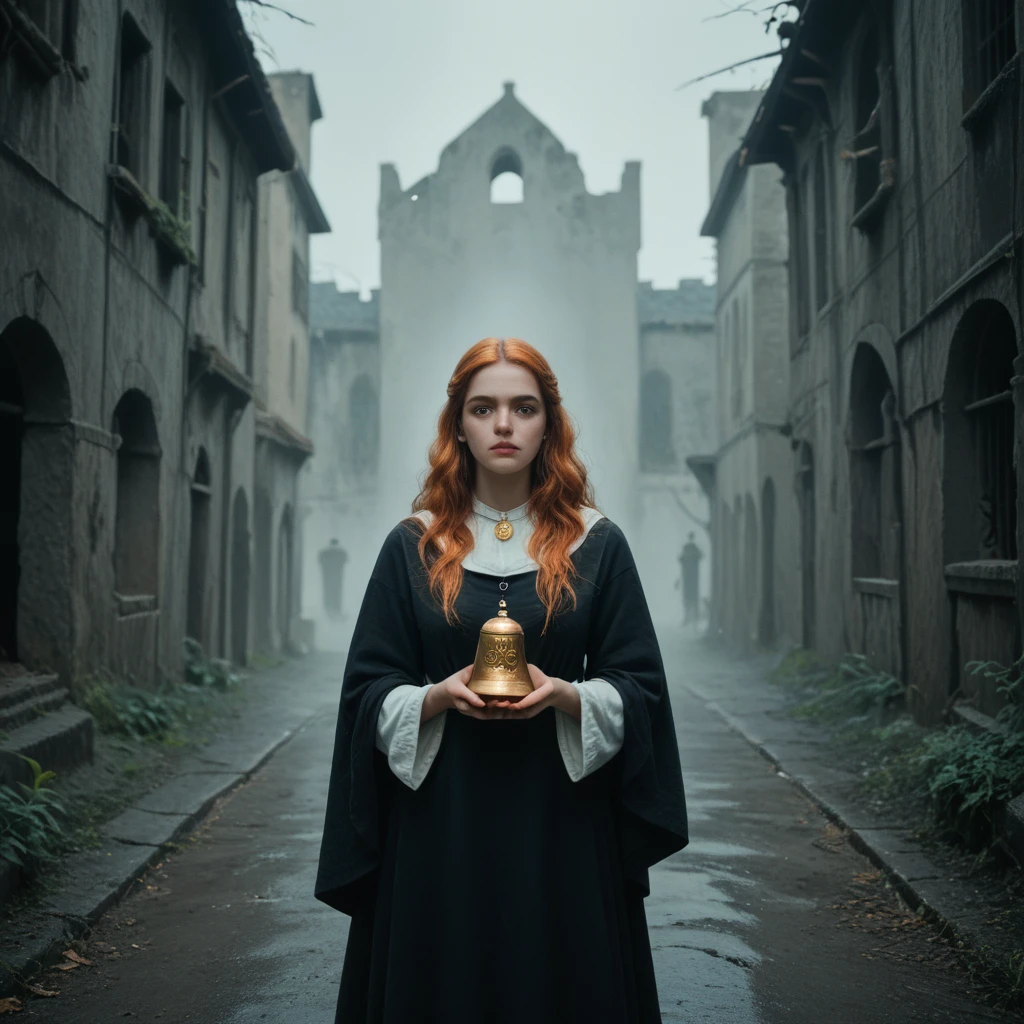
696, 92, 800, 652
0, 0, 307, 715
253, 72, 328, 655
302, 285, 380, 651
739, 0, 1023, 721
636, 281, 716, 623
376, 83, 643, 544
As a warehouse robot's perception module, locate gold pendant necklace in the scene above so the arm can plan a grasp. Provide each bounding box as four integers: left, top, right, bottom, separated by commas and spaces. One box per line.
494, 514, 514, 542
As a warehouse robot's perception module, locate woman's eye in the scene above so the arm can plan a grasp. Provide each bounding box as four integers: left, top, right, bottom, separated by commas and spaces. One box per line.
517, 406, 536, 415
472, 406, 490, 415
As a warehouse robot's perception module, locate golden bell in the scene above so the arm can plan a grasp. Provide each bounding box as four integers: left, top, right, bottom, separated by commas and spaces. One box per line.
467, 599, 534, 702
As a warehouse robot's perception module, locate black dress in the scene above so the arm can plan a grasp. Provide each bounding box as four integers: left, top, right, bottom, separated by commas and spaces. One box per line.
315, 517, 688, 1023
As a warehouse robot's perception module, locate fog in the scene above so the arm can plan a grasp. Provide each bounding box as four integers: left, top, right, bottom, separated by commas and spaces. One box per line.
245, 0, 784, 646
244, 0, 780, 292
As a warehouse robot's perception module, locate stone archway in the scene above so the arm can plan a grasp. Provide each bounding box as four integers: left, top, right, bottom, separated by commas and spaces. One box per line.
0, 317, 73, 671
187, 449, 212, 647
230, 488, 250, 666
276, 504, 294, 650
253, 489, 273, 649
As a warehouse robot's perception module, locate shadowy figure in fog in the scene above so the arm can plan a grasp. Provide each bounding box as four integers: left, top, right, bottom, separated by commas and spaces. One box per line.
319, 539, 348, 619
679, 532, 703, 625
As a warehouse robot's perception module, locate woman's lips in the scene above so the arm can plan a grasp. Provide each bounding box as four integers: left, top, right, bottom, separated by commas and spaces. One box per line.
490, 445, 519, 454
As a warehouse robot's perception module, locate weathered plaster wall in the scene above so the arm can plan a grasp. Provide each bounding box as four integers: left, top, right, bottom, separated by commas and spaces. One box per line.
774, 0, 1023, 718
1, 0, 288, 692
702, 92, 799, 652
302, 292, 381, 651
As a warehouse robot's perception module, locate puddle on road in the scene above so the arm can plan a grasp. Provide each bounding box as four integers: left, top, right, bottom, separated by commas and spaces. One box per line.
683, 839, 769, 859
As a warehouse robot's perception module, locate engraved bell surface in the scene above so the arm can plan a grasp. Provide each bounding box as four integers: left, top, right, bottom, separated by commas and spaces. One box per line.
468, 599, 534, 702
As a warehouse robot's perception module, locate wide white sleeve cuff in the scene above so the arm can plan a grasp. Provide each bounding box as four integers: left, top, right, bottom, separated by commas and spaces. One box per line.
375, 683, 446, 791
554, 679, 625, 783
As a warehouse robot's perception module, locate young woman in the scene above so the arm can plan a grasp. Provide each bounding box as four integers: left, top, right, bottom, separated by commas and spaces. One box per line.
316, 338, 688, 1024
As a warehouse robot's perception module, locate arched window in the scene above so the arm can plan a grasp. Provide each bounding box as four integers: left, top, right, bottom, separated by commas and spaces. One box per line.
814, 142, 830, 311
490, 148, 524, 204
640, 369, 675, 471
944, 301, 1018, 562
848, 344, 899, 579
112, 389, 160, 597
962, 0, 1017, 112
348, 374, 379, 479
853, 27, 883, 216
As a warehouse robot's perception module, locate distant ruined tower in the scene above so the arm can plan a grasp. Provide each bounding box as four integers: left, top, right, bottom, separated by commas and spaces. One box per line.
307, 85, 714, 633
376, 82, 642, 534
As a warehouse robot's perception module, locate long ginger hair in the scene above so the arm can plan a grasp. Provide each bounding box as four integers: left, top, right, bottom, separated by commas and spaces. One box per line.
409, 338, 597, 633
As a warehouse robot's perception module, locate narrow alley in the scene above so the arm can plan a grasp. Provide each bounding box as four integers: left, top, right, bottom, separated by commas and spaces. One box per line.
15, 640, 1012, 1024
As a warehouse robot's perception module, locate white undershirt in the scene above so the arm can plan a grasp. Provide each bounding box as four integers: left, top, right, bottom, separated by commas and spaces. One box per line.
374, 500, 626, 790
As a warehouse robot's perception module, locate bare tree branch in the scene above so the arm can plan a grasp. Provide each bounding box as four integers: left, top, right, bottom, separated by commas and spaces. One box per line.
675, 49, 784, 91
238, 0, 313, 27
702, 0, 766, 21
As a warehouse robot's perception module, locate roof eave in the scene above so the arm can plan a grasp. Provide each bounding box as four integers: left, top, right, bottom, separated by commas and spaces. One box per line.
292, 165, 331, 233
700, 149, 746, 237
211, 0, 296, 174
737, 0, 832, 171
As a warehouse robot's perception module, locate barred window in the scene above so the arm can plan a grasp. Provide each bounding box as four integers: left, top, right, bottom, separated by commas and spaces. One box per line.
854, 28, 883, 214
962, 0, 1017, 111
116, 14, 151, 178
944, 300, 1018, 563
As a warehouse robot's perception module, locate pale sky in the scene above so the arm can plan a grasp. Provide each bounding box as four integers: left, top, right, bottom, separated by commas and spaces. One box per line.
242, 0, 782, 294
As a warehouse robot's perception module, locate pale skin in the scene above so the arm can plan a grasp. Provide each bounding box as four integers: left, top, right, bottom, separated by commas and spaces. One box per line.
420, 360, 582, 726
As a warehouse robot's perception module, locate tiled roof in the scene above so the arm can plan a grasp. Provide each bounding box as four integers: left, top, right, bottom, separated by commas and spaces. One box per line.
310, 282, 380, 334
638, 279, 716, 327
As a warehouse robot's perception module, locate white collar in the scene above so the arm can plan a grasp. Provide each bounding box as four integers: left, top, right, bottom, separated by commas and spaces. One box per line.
472, 496, 531, 523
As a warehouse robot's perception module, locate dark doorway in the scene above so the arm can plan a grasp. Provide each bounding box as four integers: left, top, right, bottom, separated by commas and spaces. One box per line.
230, 488, 250, 666
0, 317, 73, 674
797, 442, 816, 648
759, 478, 777, 647
276, 504, 293, 649
253, 489, 272, 647
112, 389, 161, 597
187, 449, 211, 646
0, 342, 24, 662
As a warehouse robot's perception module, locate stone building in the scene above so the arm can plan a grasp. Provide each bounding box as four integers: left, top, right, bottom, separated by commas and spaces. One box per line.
738, 0, 1023, 721
0, 0, 293, 771
377, 83, 644, 542
636, 280, 716, 624
693, 91, 800, 652
302, 284, 381, 651
252, 71, 328, 655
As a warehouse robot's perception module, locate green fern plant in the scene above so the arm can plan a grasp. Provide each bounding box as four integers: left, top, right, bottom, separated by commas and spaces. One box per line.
0, 755, 66, 868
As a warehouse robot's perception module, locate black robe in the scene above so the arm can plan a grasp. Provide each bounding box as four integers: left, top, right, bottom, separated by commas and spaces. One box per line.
315, 517, 688, 1023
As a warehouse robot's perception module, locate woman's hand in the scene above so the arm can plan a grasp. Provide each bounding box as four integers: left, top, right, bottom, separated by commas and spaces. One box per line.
423, 665, 512, 722
493, 664, 582, 721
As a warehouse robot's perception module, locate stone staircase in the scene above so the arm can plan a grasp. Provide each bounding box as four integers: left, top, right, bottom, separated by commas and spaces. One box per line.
0, 667, 93, 786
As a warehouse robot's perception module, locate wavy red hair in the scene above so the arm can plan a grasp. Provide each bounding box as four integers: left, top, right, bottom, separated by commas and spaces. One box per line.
408, 338, 597, 633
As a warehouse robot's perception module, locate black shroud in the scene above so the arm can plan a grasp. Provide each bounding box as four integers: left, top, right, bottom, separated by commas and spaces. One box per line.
315, 518, 688, 1023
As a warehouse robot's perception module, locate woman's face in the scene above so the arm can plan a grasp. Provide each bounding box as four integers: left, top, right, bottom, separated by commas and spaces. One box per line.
459, 362, 547, 480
